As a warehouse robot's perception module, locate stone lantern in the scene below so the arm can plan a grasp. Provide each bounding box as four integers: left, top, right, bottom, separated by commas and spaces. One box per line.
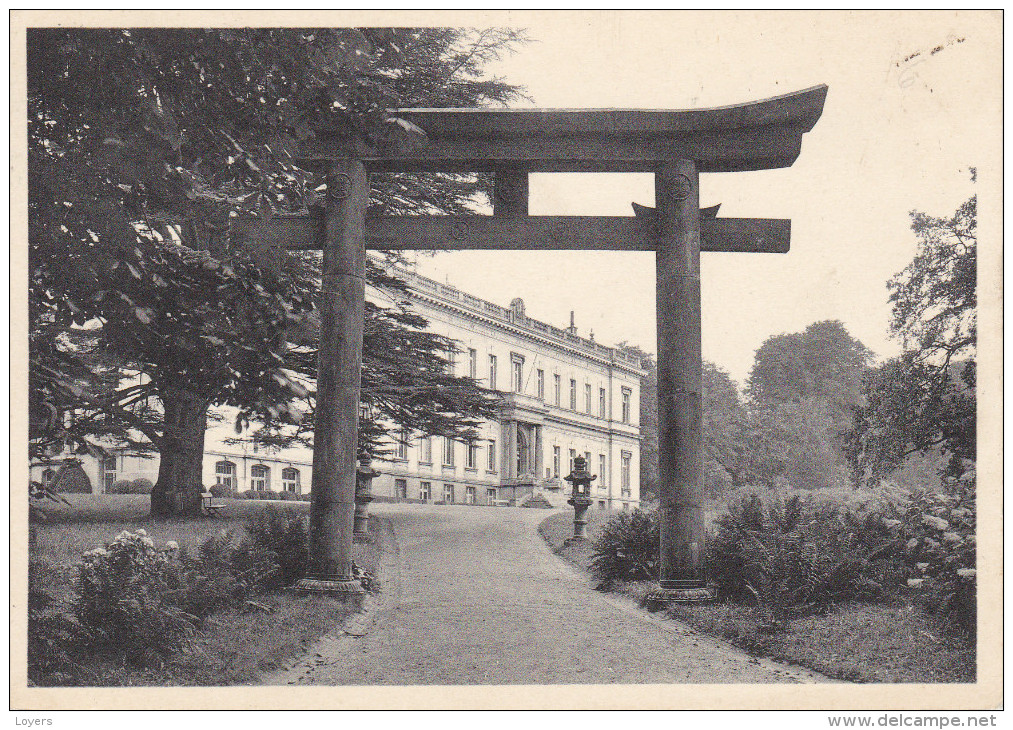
353, 452, 378, 542
564, 455, 596, 543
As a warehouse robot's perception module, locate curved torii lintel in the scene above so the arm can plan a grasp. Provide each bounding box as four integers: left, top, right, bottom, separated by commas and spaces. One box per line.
301, 84, 828, 173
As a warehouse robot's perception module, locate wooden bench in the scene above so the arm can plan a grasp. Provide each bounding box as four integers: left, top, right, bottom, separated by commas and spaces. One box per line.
201, 491, 226, 516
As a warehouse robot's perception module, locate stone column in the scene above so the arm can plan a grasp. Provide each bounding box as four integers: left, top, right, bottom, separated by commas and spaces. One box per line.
296, 160, 367, 599
533, 425, 544, 481
652, 160, 711, 602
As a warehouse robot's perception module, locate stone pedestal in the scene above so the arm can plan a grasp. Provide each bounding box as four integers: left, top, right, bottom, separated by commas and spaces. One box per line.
566, 495, 593, 543
564, 455, 597, 544
353, 453, 378, 543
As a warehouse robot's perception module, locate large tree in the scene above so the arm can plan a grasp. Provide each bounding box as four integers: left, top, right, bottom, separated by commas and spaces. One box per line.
846, 191, 976, 482
744, 320, 871, 490
618, 344, 750, 499
28, 28, 526, 515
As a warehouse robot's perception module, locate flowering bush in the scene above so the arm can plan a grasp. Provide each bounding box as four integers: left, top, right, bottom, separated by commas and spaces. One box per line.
883, 470, 976, 634
74, 530, 197, 660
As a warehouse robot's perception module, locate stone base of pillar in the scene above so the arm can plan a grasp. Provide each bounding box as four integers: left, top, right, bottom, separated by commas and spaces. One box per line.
292, 577, 366, 602
644, 585, 715, 608
563, 535, 588, 546
352, 532, 373, 544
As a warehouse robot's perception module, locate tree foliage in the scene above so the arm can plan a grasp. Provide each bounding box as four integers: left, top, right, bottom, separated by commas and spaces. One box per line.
28, 27, 527, 513
847, 192, 976, 482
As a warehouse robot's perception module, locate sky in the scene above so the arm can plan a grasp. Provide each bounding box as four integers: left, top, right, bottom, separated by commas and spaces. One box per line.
403, 11, 999, 386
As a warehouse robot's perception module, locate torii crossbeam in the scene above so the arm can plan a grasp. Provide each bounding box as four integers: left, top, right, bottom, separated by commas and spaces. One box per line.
243, 84, 827, 601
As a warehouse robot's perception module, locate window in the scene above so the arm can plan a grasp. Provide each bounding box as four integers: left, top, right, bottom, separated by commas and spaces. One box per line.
281, 467, 300, 492
599, 454, 607, 486
511, 354, 524, 393
487, 440, 497, 472
251, 464, 270, 491
552, 446, 561, 478
41, 468, 56, 487
102, 456, 117, 491
468, 348, 478, 379
585, 383, 592, 413
419, 436, 433, 464
465, 486, 476, 504
215, 461, 236, 490
466, 441, 478, 470
622, 502, 629, 511
446, 348, 456, 375
569, 448, 576, 473
599, 500, 606, 510
488, 355, 498, 389
599, 387, 607, 418
443, 437, 455, 467
395, 478, 408, 500
621, 387, 632, 424
420, 481, 432, 501
569, 379, 577, 410
537, 369, 545, 400
553, 374, 561, 406
584, 451, 592, 470
486, 487, 498, 505
394, 430, 408, 460
621, 451, 632, 495
443, 483, 455, 503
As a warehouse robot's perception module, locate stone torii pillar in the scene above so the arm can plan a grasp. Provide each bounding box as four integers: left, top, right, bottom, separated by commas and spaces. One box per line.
293, 160, 368, 598
654, 161, 709, 599
234, 84, 828, 603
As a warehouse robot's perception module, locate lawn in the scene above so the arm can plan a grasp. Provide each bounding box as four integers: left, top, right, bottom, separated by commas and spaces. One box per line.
539, 509, 975, 684
28, 494, 379, 686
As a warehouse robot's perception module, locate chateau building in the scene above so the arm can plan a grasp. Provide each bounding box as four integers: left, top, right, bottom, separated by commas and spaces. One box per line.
31, 266, 643, 511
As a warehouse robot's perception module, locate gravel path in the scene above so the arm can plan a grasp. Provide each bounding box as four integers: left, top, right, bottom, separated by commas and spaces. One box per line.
264, 503, 830, 685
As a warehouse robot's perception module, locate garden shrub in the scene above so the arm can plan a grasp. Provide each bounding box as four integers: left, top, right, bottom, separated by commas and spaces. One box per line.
885, 470, 976, 634
241, 490, 259, 500
707, 490, 893, 623
110, 480, 135, 494
109, 478, 154, 494
52, 462, 92, 493
28, 561, 83, 685
131, 478, 154, 494
590, 509, 659, 585
209, 483, 234, 499
279, 490, 301, 501
244, 506, 309, 587
74, 530, 197, 661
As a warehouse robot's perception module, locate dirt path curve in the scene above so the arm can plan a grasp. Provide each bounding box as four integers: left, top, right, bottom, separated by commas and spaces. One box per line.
263, 503, 831, 685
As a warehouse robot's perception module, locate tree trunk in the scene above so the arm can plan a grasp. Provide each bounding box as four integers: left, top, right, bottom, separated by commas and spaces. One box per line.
150, 388, 211, 517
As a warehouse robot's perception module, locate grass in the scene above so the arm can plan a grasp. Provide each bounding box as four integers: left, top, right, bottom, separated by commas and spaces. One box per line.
538, 509, 975, 684
28, 494, 379, 687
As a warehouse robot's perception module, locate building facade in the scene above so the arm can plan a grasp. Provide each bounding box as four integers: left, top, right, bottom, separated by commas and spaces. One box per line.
31, 267, 643, 511
371, 266, 643, 510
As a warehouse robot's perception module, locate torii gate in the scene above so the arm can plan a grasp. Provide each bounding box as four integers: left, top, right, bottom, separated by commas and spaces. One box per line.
237, 84, 827, 601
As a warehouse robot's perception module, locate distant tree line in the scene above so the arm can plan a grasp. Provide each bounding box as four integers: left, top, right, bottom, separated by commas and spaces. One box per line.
632, 187, 976, 497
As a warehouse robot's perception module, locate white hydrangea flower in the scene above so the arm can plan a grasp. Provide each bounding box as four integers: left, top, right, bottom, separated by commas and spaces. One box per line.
165, 541, 179, 550
921, 514, 949, 531
907, 578, 924, 588
956, 568, 976, 579
883, 518, 902, 528
916, 562, 929, 571
135, 529, 147, 537
942, 532, 962, 543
